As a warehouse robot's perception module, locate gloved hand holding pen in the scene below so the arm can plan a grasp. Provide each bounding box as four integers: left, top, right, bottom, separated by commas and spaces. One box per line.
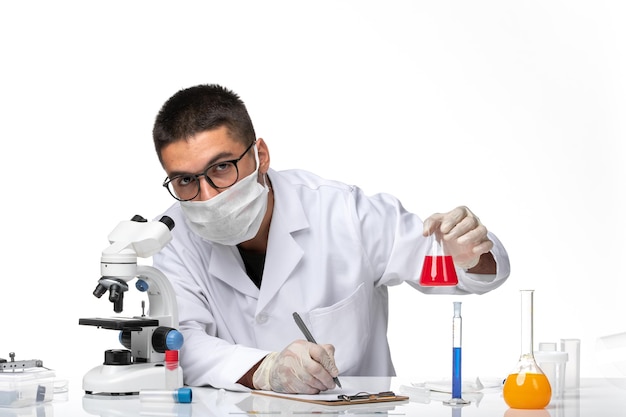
423, 206, 495, 271
252, 340, 340, 393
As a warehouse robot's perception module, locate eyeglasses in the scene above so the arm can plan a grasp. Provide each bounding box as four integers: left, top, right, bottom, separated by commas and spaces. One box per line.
163, 141, 256, 201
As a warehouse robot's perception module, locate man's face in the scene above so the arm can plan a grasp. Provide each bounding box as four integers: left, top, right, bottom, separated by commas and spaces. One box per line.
160, 126, 257, 201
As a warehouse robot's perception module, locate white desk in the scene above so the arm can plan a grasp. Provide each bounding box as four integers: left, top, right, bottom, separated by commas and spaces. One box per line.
11, 376, 626, 416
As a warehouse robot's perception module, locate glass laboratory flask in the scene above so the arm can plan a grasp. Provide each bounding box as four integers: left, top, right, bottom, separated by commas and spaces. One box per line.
503, 290, 552, 409
419, 231, 458, 286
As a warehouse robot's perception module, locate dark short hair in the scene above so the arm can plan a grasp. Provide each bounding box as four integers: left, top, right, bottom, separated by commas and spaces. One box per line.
152, 84, 256, 163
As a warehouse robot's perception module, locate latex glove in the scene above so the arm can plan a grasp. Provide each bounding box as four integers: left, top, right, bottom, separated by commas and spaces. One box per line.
423, 206, 493, 270
252, 340, 340, 394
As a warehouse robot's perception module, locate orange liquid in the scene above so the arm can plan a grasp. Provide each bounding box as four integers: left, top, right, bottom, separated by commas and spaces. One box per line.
503, 373, 551, 409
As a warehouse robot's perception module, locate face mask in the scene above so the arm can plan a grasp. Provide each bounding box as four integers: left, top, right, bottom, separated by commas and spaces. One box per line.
180, 146, 269, 245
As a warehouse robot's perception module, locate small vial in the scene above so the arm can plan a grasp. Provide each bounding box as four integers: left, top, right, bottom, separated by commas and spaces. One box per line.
165, 350, 181, 389
140, 387, 193, 404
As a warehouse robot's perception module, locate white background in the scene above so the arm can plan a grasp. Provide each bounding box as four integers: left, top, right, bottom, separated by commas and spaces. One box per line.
1, 1, 624, 384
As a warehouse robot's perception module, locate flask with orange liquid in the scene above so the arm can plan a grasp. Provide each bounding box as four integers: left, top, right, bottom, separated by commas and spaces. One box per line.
503, 290, 552, 409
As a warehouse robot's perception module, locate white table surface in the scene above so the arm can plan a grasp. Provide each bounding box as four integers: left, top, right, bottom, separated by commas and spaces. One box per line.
7, 376, 625, 417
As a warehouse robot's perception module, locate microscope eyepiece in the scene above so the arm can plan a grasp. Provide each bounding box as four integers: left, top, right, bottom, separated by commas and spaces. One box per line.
159, 216, 175, 231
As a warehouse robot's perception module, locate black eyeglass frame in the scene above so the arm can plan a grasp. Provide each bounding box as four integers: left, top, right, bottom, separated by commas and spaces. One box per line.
162, 140, 256, 201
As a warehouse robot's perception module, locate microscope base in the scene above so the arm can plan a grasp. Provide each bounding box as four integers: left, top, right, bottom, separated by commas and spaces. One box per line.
83, 363, 183, 395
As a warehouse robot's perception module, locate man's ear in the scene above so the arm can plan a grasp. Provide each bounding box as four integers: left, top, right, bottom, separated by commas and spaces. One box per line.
256, 138, 271, 174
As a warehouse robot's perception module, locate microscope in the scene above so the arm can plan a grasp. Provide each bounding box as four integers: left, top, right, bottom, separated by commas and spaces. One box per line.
79, 215, 184, 395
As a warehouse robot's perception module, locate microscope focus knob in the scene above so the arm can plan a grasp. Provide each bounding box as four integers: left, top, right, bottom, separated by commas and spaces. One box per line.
152, 327, 184, 353
104, 349, 132, 366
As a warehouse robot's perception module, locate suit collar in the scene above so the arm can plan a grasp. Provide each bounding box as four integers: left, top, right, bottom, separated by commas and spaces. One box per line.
207, 169, 310, 310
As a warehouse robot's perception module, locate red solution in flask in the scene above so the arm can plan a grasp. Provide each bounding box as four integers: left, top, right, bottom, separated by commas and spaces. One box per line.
419, 231, 459, 287
420, 255, 458, 286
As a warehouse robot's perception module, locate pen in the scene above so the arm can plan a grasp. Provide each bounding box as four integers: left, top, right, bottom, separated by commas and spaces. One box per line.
292, 312, 342, 388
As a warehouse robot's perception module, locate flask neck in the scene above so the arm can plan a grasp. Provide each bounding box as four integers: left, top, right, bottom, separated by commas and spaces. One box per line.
520, 290, 535, 357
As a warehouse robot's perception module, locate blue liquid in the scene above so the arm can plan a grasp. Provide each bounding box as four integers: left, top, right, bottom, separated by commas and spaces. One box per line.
452, 347, 462, 398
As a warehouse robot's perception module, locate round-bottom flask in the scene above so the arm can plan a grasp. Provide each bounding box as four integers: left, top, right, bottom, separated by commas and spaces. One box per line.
503, 290, 551, 409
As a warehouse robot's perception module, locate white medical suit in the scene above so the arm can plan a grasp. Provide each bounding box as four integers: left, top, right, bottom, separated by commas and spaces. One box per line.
153, 168, 510, 391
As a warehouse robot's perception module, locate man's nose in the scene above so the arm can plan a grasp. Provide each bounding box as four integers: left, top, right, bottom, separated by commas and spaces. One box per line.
196, 177, 220, 200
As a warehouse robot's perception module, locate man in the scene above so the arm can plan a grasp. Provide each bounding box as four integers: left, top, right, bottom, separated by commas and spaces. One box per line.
151, 84, 510, 393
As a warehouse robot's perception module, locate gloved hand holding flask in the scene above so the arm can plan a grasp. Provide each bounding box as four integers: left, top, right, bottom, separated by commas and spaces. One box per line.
252, 340, 340, 393
423, 206, 494, 271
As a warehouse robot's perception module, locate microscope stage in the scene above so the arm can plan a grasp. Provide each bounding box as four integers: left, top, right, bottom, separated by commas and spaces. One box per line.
79, 317, 160, 331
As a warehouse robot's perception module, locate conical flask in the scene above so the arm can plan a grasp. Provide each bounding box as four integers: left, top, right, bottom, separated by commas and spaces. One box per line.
503, 290, 551, 409
419, 231, 458, 286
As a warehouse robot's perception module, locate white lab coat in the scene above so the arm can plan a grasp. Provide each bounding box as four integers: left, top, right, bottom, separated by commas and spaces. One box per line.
153, 168, 510, 391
